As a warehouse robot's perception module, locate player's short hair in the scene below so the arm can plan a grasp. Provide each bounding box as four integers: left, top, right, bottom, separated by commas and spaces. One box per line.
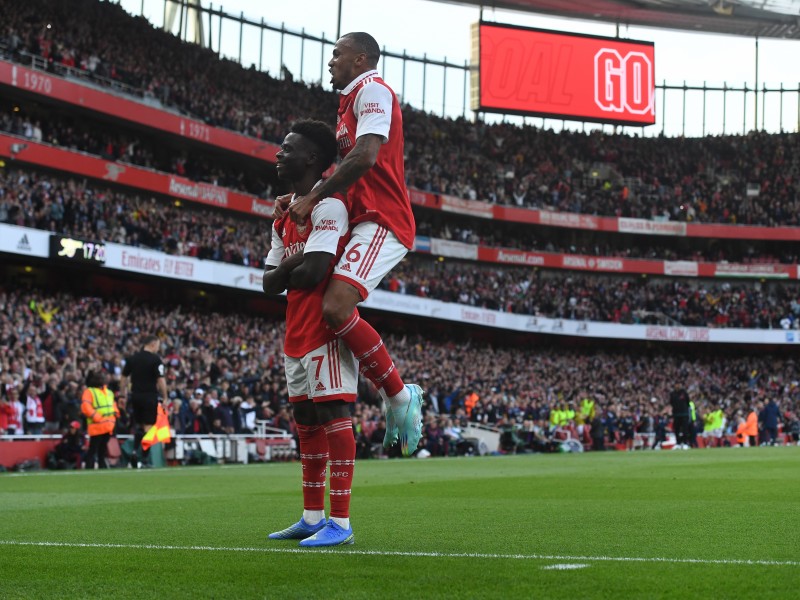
142, 334, 159, 347
290, 119, 338, 170
343, 32, 380, 66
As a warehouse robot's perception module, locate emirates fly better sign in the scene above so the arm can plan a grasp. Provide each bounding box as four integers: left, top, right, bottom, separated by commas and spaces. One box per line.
471, 22, 656, 126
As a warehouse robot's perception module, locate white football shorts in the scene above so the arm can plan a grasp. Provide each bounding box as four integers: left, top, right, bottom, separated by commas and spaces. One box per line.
332, 221, 408, 300
285, 338, 358, 403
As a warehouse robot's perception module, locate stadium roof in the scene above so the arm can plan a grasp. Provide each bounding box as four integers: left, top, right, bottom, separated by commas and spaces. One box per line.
447, 0, 800, 39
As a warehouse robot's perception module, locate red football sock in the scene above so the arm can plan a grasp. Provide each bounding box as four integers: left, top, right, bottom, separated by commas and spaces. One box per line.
324, 418, 356, 519
297, 424, 328, 512
333, 309, 404, 397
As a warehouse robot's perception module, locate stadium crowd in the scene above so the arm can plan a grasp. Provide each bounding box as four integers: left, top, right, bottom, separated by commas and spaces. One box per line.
0, 0, 336, 140
0, 102, 269, 196
1, 165, 799, 330
0, 0, 798, 228
2, 98, 796, 269
1, 1, 799, 461
382, 256, 800, 329
0, 168, 268, 267
415, 212, 799, 265
1, 284, 798, 456
2, 131, 794, 266
403, 112, 800, 227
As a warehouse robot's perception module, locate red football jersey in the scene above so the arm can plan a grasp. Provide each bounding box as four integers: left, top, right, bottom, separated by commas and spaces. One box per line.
266, 197, 349, 358
336, 70, 415, 249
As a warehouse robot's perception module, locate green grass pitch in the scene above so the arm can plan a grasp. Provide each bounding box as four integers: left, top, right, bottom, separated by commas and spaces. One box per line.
1, 447, 799, 599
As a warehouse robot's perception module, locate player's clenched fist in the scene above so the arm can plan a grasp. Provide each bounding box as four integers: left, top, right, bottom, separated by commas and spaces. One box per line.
272, 193, 292, 219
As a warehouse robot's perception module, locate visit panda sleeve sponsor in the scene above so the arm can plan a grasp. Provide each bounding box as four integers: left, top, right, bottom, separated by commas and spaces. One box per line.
304, 198, 349, 254
353, 81, 393, 143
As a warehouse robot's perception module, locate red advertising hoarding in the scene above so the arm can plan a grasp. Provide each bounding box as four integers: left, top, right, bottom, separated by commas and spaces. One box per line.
0, 60, 280, 163
408, 188, 800, 243
472, 22, 655, 126
0, 133, 273, 219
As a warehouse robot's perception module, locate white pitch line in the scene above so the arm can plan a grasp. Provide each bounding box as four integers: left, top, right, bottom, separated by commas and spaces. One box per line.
542, 564, 590, 570
3, 465, 226, 477
0, 540, 797, 567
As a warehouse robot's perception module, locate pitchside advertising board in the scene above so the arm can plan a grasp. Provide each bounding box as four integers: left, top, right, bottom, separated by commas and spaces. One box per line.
472, 22, 656, 126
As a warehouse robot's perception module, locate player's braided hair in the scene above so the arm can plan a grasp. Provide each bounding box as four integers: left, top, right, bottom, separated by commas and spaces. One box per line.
290, 119, 338, 170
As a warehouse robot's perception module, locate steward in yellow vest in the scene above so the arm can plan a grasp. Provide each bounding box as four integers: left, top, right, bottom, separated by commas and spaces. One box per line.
579, 397, 596, 423
81, 370, 119, 469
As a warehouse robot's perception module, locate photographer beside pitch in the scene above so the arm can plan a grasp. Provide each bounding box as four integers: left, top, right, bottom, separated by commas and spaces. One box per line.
263, 120, 357, 547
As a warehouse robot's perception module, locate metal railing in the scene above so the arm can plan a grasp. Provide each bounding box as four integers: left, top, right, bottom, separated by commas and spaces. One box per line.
2, 48, 196, 119
140, 0, 800, 136
0, 422, 295, 466
6, 6, 799, 137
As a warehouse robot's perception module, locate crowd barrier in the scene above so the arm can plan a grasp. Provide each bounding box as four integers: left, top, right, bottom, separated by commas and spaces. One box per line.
0, 421, 295, 469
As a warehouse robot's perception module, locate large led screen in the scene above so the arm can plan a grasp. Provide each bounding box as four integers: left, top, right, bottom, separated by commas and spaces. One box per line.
472, 22, 656, 126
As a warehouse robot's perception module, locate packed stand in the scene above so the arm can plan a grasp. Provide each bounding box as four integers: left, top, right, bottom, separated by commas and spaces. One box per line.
0, 168, 269, 267
2, 166, 799, 330
0, 155, 797, 271
0, 0, 337, 142
1, 284, 798, 456
0, 0, 799, 227
0, 284, 389, 450
383, 255, 800, 329
404, 112, 800, 227
0, 102, 271, 196
3, 116, 795, 266
416, 211, 800, 265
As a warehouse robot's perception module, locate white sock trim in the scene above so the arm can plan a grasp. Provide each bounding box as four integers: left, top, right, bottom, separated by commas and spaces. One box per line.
387, 386, 410, 412
303, 510, 325, 526
331, 517, 350, 529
